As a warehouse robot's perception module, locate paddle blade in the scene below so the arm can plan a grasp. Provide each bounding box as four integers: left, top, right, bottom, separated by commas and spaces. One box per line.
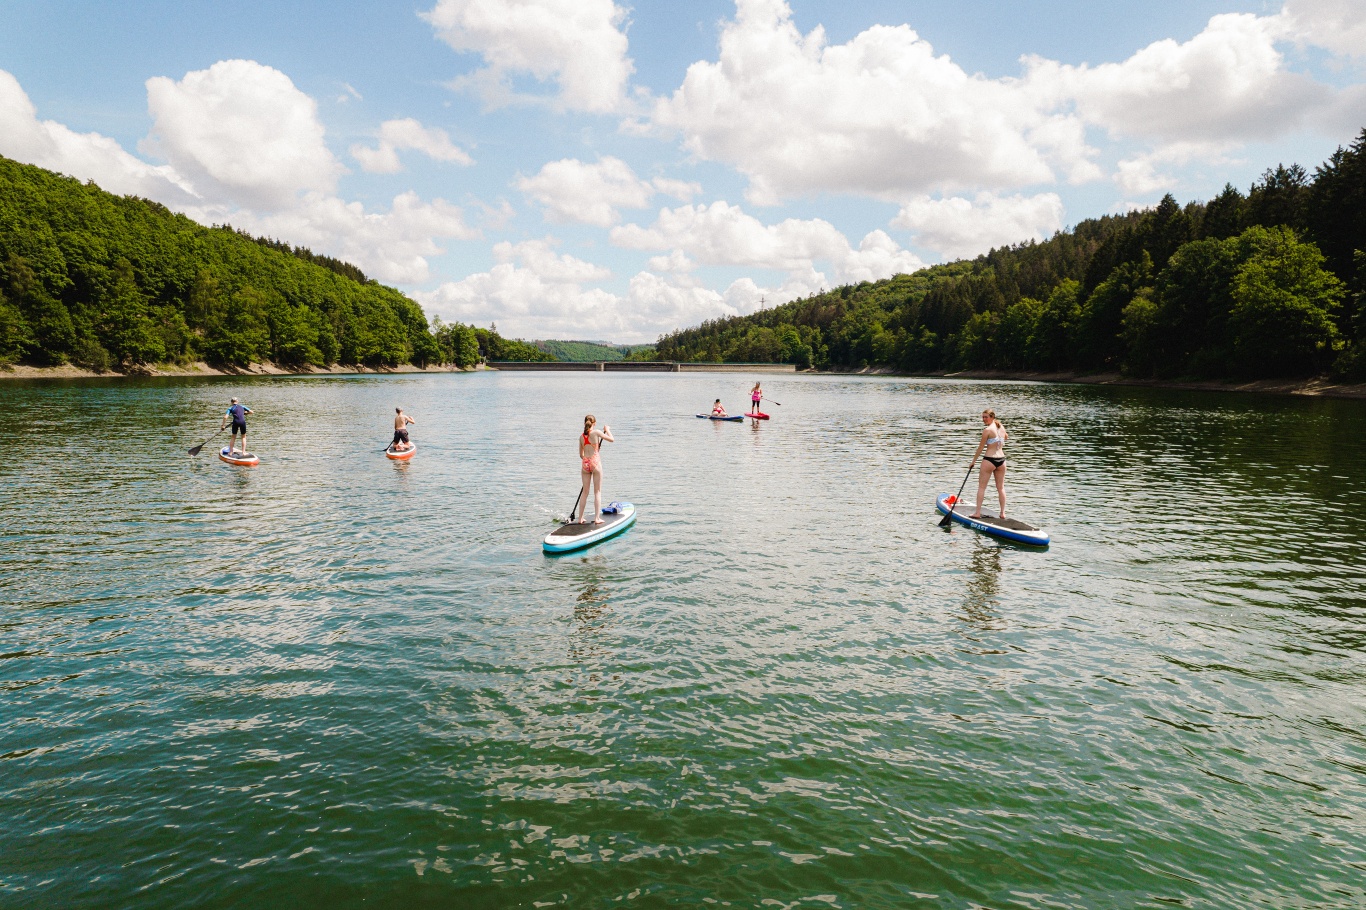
938, 512, 954, 528
188, 443, 205, 456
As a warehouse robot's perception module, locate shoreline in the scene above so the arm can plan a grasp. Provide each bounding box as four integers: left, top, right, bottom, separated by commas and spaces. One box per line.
836, 367, 1366, 400
5, 361, 1365, 399
0, 361, 481, 381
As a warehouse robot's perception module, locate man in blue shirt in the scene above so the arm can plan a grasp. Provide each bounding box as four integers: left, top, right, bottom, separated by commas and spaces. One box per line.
220, 398, 253, 456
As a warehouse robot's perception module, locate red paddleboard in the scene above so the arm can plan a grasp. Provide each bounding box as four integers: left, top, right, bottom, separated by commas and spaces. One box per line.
746, 412, 770, 419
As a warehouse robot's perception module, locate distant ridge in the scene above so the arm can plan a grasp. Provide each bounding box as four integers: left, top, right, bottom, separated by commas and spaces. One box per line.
534, 339, 654, 362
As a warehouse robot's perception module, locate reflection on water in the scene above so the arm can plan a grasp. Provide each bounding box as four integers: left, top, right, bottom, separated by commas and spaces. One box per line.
1, 373, 1365, 909
568, 557, 614, 666
959, 544, 1004, 633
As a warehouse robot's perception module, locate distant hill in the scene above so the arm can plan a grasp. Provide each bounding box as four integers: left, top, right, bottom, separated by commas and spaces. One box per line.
649, 128, 1366, 382
534, 339, 652, 361
0, 154, 552, 370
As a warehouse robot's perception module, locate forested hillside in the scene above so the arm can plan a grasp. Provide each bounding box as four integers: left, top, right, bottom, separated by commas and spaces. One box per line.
0, 155, 551, 370
533, 339, 651, 361
652, 130, 1366, 381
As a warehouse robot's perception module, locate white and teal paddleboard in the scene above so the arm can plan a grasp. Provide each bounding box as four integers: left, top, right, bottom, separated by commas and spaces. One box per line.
543, 502, 637, 554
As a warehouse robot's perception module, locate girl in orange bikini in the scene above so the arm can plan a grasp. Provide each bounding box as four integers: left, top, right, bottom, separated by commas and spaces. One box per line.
576, 414, 615, 524
969, 409, 1007, 519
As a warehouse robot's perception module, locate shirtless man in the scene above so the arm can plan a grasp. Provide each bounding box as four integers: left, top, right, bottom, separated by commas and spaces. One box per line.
391, 407, 415, 452
220, 398, 253, 455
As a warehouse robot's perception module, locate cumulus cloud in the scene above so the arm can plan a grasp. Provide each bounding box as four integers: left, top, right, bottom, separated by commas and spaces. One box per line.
351, 118, 473, 173
422, 0, 633, 113
649, 0, 1091, 203
0, 69, 196, 202
611, 200, 924, 284
144, 60, 345, 211
418, 238, 776, 341
1026, 14, 1330, 148
1, 64, 479, 286
891, 192, 1064, 259
516, 156, 701, 226
1278, 0, 1366, 59
224, 191, 480, 285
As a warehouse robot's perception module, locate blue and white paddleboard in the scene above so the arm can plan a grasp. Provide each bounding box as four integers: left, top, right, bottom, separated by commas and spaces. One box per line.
697, 414, 744, 421
936, 493, 1049, 547
543, 502, 637, 554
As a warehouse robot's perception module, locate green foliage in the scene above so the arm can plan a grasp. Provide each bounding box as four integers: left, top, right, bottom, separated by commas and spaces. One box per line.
0, 154, 535, 371
533, 339, 644, 361
1227, 226, 1342, 377
0, 286, 32, 363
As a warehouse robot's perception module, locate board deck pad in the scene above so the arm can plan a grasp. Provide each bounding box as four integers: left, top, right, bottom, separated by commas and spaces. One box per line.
547, 510, 631, 539
952, 510, 1039, 532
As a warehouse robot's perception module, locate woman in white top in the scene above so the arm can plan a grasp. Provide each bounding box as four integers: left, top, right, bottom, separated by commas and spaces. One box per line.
969, 409, 1007, 519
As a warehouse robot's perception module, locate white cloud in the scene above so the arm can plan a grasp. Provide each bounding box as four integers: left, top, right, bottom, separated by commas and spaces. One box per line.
1279, 0, 1366, 59
891, 192, 1065, 259
649, 0, 1092, 203
144, 59, 345, 210
1026, 14, 1331, 148
422, 0, 633, 113
418, 239, 749, 341
224, 191, 480, 285
1113, 159, 1176, 198
516, 157, 652, 226
515, 156, 701, 226
351, 118, 473, 173
0, 68, 196, 202
611, 200, 924, 284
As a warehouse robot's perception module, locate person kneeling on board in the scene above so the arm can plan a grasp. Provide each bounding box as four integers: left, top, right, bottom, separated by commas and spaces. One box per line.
391, 407, 415, 452
221, 398, 252, 456
577, 415, 614, 524
711, 399, 728, 417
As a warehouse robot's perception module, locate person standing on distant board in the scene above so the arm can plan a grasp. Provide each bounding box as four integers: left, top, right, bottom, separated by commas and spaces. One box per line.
750, 382, 763, 414
391, 408, 415, 452
969, 408, 1007, 519
576, 414, 614, 524
221, 398, 252, 456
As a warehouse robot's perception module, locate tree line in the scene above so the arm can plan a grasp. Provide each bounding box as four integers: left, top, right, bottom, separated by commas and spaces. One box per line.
650, 129, 1366, 382
0, 155, 551, 370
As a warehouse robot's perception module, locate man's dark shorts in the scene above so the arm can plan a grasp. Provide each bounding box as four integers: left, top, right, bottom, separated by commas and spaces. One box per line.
231, 422, 248, 435
393, 429, 410, 445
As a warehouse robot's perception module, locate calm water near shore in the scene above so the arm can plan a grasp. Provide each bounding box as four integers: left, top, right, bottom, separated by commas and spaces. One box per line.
2, 372, 1364, 909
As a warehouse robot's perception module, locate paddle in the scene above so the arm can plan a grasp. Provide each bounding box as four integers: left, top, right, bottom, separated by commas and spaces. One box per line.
188, 427, 226, 457
762, 397, 782, 406
939, 460, 977, 529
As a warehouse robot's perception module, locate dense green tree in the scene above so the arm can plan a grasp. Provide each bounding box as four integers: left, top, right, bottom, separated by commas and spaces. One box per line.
1076, 253, 1153, 371
1227, 226, 1343, 376
0, 287, 31, 362
97, 259, 165, 365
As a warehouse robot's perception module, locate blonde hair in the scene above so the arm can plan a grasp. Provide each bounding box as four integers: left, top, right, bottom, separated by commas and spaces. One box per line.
583, 414, 595, 437
982, 408, 1003, 430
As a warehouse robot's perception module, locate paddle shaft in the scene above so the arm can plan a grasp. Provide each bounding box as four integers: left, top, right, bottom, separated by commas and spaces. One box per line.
762, 397, 782, 406
188, 426, 226, 456
939, 460, 977, 528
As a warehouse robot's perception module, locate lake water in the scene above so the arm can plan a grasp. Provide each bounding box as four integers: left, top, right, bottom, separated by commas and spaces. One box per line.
2, 372, 1364, 909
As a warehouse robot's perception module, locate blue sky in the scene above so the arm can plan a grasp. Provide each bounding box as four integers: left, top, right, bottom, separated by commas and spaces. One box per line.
2, 0, 1364, 341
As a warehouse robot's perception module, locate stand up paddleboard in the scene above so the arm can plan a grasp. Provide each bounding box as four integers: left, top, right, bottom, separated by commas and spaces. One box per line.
746, 412, 770, 420
697, 414, 744, 421
544, 502, 637, 554
936, 493, 1049, 547
219, 447, 259, 467
386, 443, 417, 461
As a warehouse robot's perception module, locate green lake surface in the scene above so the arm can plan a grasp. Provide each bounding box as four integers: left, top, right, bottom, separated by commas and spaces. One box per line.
1, 372, 1364, 909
